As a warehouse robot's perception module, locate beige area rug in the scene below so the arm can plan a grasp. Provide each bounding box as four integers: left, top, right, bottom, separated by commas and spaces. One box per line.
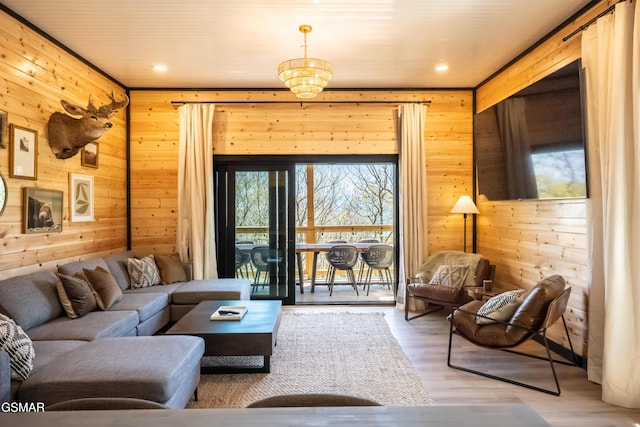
187, 311, 432, 408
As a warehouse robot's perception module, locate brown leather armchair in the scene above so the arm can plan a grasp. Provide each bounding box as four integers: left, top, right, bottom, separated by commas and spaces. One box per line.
405, 251, 494, 321
447, 275, 577, 395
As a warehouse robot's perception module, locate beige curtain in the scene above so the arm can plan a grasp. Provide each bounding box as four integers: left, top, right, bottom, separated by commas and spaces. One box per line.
396, 103, 429, 309
177, 104, 218, 279
582, 0, 640, 408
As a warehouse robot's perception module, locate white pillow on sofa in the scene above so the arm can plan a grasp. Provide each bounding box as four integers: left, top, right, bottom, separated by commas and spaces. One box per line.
0, 313, 35, 380
427, 265, 469, 289
476, 289, 526, 325
127, 255, 161, 289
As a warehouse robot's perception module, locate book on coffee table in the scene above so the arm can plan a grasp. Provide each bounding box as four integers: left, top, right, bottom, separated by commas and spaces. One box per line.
210, 305, 248, 321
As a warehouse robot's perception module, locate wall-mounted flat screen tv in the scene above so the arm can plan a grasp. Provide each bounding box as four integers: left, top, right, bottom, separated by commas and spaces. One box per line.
474, 59, 588, 201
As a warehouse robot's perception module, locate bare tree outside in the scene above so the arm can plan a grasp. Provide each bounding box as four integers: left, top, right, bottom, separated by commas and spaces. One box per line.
347, 164, 394, 226
235, 163, 395, 244
294, 166, 308, 227
312, 166, 349, 226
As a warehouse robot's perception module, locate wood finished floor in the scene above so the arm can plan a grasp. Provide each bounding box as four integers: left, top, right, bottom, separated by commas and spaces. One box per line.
285, 305, 640, 427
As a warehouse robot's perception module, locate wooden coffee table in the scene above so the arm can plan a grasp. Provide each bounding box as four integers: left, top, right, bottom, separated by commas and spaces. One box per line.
166, 300, 282, 373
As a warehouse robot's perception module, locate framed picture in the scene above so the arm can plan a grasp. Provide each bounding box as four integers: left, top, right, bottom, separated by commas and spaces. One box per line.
81, 142, 99, 168
23, 187, 63, 234
10, 124, 38, 180
0, 110, 7, 149
69, 173, 94, 222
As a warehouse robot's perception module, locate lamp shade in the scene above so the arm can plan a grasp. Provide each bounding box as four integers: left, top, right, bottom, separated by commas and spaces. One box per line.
450, 195, 479, 214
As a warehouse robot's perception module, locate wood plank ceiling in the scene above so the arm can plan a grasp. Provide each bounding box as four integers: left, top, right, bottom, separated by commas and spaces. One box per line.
1, 0, 594, 89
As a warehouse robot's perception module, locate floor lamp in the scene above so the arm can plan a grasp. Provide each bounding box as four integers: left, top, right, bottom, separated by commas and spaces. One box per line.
450, 195, 479, 252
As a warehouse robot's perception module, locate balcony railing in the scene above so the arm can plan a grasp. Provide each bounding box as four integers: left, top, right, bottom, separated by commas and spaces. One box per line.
235, 224, 394, 280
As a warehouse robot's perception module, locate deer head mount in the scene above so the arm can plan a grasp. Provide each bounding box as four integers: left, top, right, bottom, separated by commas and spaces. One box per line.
47, 92, 129, 159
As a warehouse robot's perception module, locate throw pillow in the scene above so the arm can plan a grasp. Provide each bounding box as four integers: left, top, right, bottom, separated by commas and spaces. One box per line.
0, 313, 35, 380
476, 289, 527, 325
82, 266, 123, 310
427, 265, 469, 289
127, 255, 161, 288
56, 274, 97, 318
154, 253, 187, 284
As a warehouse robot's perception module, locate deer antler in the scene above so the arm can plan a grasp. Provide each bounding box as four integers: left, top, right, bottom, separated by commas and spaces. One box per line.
98, 91, 129, 116
86, 95, 99, 114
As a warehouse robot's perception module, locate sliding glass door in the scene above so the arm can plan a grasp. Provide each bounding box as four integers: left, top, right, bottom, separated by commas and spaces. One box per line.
215, 155, 398, 306
215, 162, 296, 304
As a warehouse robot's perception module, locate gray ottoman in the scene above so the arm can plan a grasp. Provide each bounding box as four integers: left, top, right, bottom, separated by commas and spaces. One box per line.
17, 336, 204, 409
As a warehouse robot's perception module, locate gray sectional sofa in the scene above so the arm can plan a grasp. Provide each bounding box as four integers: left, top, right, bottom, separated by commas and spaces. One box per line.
0, 251, 251, 408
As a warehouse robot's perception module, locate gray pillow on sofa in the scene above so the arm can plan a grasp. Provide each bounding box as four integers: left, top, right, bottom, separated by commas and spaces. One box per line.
56, 274, 97, 318
81, 267, 123, 310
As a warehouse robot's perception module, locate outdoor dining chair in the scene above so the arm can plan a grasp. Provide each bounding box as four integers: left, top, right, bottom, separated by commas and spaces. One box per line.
356, 238, 380, 283
250, 245, 281, 287
326, 245, 359, 296
361, 244, 394, 296
235, 247, 251, 279
324, 240, 347, 286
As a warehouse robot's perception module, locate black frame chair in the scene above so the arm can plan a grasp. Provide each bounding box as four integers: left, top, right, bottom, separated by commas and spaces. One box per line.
405, 260, 494, 321
447, 286, 577, 396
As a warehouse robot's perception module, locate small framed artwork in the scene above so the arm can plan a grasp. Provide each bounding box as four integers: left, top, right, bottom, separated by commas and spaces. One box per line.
81, 142, 99, 168
0, 110, 7, 149
69, 173, 94, 222
23, 187, 63, 234
10, 124, 38, 180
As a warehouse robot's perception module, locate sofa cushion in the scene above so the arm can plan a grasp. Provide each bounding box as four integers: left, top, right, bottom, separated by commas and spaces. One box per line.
82, 267, 123, 310
17, 336, 205, 408
154, 253, 187, 284
127, 255, 161, 289
56, 274, 97, 318
31, 340, 87, 371
171, 278, 251, 304
0, 351, 10, 403
58, 258, 110, 279
0, 270, 64, 331
109, 293, 169, 323
104, 251, 136, 290
25, 310, 138, 341
124, 282, 183, 301
0, 314, 35, 380
476, 289, 526, 325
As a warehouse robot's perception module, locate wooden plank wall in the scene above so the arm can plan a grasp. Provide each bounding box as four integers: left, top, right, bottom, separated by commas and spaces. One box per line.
128, 90, 474, 257
475, 0, 616, 357
0, 9, 128, 279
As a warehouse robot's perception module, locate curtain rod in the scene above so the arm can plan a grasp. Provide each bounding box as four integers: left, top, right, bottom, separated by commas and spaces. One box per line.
171, 100, 430, 106
562, 0, 626, 42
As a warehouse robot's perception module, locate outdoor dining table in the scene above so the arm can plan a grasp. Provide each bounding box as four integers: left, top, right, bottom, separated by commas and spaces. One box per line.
295, 243, 391, 293
236, 242, 391, 293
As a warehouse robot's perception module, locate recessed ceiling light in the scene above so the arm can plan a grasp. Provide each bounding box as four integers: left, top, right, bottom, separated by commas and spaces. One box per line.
153, 65, 167, 72
435, 64, 449, 72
